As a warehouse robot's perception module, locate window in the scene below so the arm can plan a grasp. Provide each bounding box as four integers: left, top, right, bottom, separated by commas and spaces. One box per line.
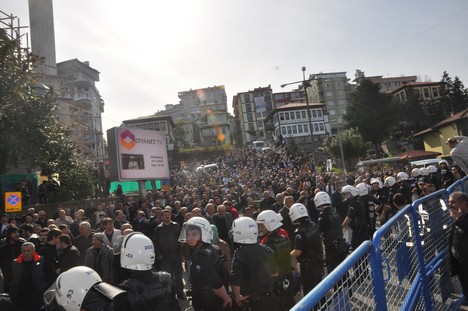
432, 88, 439, 97
338, 99, 346, 106
247, 113, 253, 122
301, 111, 306, 119
423, 88, 430, 98
298, 125, 303, 133
160, 122, 166, 131
256, 112, 262, 118
319, 123, 324, 131
281, 127, 287, 135
287, 126, 292, 134
285, 113, 290, 120
275, 94, 284, 100
326, 100, 334, 106
292, 125, 297, 134
290, 112, 295, 120
246, 103, 252, 112
148, 123, 154, 130
279, 112, 284, 121
326, 91, 333, 97
314, 124, 319, 132
259, 131, 264, 138
154, 123, 160, 131
303, 124, 308, 133
296, 111, 301, 119
337, 91, 344, 96
324, 83, 329, 88
257, 121, 263, 128
312, 110, 317, 118
244, 94, 250, 103
142, 124, 148, 130
336, 82, 341, 87
329, 109, 336, 115
249, 123, 254, 131
317, 110, 322, 117
263, 111, 267, 117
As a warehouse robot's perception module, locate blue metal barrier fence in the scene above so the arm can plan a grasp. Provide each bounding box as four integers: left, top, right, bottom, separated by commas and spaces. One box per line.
291, 176, 468, 310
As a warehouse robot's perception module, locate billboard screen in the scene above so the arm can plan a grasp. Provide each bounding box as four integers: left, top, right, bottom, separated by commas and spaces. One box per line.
107, 127, 170, 181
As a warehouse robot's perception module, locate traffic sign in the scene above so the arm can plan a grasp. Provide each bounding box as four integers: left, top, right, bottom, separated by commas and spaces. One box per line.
5, 192, 22, 212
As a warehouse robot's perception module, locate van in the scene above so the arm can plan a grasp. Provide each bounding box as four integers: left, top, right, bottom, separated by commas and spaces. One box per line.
252, 141, 266, 150
195, 163, 218, 173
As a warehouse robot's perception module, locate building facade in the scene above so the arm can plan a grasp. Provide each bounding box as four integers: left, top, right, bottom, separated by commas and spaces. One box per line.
263, 103, 330, 153
156, 85, 231, 147
306, 72, 352, 132
354, 69, 417, 93
233, 86, 274, 145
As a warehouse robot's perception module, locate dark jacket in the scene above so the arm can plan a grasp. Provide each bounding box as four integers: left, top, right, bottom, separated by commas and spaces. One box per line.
37, 242, 59, 286
85, 245, 115, 284
58, 245, 81, 273
73, 233, 93, 264
0, 237, 25, 292
9, 252, 48, 304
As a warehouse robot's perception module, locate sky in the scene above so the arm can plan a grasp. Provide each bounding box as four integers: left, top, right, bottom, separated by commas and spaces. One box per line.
2, 0, 468, 139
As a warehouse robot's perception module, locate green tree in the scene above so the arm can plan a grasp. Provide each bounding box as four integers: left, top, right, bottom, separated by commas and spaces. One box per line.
392, 88, 429, 139
0, 30, 94, 200
322, 128, 368, 168
173, 120, 188, 148
346, 79, 396, 154
440, 71, 468, 116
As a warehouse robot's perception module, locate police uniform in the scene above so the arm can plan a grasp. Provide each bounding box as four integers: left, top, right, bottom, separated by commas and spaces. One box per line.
190, 244, 228, 311
450, 212, 468, 304
360, 194, 380, 239
231, 243, 280, 310
293, 218, 323, 294
261, 230, 295, 310
115, 270, 179, 311
346, 196, 369, 251
397, 180, 412, 204
318, 207, 348, 272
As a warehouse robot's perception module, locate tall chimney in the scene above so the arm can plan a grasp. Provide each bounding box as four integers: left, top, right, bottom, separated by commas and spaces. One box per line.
28, 0, 57, 76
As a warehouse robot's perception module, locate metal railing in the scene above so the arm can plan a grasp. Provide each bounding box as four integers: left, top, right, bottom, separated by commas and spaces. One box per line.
292, 176, 468, 310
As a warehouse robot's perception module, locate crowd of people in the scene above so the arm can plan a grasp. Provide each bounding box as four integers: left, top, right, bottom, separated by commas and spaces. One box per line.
0, 138, 467, 310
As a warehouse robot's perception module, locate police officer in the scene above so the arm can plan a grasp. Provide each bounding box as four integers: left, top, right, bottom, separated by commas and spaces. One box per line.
342, 185, 369, 251
395, 172, 412, 205
178, 217, 231, 311
289, 203, 323, 295
449, 192, 468, 306
356, 183, 380, 239
115, 232, 179, 311
43, 266, 125, 311
381, 177, 399, 224
257, 210, 295, 310
314, 192, 348, 273
231, 217, 280, 311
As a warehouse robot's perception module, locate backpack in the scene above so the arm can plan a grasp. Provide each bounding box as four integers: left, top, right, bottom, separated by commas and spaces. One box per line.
195, 244, 230, 291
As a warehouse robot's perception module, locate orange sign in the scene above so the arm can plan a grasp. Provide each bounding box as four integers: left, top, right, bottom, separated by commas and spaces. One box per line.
5, 192, 22, 212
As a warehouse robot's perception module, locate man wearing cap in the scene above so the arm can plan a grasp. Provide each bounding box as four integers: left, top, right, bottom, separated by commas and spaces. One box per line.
447, 136, 468, 175
84, 232, 115, 284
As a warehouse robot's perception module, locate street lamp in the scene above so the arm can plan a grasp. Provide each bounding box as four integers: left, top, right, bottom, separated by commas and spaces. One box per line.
336, 116, 347, 174
281, 66, 315, 162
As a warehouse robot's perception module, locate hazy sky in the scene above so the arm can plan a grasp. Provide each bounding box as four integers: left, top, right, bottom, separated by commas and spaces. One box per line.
2, 0, 468, 137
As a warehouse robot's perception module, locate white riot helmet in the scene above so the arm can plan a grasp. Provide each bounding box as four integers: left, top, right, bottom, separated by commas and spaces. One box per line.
289, 203, 310, 223
121, 232, 155, 271
419, 167, 429, 176
178, 216, 213, 244
411, 168, 421, 178
43, 266, 124, 311
384, 176, 396, 187
439, 159, 449, 166
396, 172, 409, 182
232, 217, 258, 244
314, 191, 332, 209
356, 183, 369, 196
257, 210, 283, 232
427, 165, 438, 174
341, 185, 358, 197
370, 178, 383, 189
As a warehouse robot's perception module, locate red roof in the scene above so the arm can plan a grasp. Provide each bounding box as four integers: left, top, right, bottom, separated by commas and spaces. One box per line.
397, 150, 441, 160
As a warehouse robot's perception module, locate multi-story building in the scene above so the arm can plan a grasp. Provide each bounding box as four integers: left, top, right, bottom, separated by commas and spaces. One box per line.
156, 85, 231, 146
57, 59, 106, 163
263, 103, 330, 153
121, 115, 175, 149
354, 69, 417, 93
233, 86, 273, 145
392, 82, 444, 122
273, 90, 305, 109
306, 72, 352, 132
